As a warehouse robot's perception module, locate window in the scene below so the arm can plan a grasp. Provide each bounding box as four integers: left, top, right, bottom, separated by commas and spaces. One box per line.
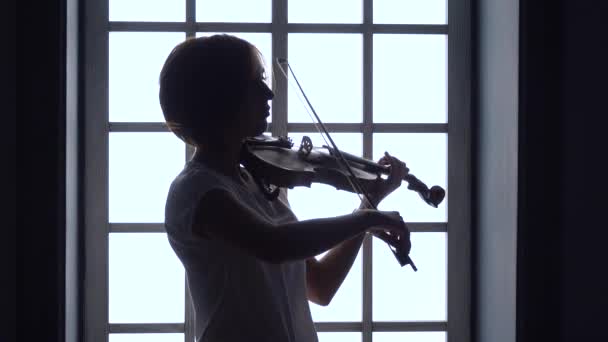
83, 1, 471, 341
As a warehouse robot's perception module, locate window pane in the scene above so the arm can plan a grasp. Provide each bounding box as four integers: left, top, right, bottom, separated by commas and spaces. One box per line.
373, 233, 446, 321
373, 332, 446, 342
309, 251, 362, 322
110, 32, 185, 122
285, 133, 362, 321
287, 132, 362, 158
196, 0, 271, 23
289, 0, 362, 23
374, 34, 446, 123
373, 134, 447, 222
110, 0, 185, 22
110, 334, 184, 342
196, 32, 273, 121
317, 332, 361, 342
374, 0, 446, 24
109, 233, 185, 323
109, 133, 185, 223
288, 34, 362, 123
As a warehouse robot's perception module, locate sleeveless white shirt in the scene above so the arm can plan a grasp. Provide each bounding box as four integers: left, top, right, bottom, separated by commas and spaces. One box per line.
164, 159, 318, 342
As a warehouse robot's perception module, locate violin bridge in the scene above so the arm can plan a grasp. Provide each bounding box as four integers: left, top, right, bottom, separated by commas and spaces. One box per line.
297, 135, 313, 157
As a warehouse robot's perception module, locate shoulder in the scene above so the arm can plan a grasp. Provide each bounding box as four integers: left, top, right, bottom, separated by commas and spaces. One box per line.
171, 161, 237, 195
165, 161, 239, 231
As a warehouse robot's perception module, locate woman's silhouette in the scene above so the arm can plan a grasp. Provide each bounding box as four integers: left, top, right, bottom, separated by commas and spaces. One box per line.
160, 34, 410, 342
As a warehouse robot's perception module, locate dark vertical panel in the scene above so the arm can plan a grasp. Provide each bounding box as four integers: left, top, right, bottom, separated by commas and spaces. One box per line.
516, 1, 563, 342
17, 0, 67, 342
559, 1, 608, 341
5, 0, 17, 342
517, 0, 608, 341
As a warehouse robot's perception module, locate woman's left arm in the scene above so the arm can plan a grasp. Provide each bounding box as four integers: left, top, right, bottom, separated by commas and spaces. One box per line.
305, 230, 365, 306
305, 152, 409, 306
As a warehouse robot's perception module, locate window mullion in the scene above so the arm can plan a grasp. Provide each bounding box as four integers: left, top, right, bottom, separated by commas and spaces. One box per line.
447, 0, 473, 341
185, 137, 196, 342
362, 2, 373, 342
186, 0, 195, 24
271, 0, 288, 137
184, 2, 196, 341
84, 0, 110, 341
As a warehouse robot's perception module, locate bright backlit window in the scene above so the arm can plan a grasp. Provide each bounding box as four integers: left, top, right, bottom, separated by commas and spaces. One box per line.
84, 1, 471, 341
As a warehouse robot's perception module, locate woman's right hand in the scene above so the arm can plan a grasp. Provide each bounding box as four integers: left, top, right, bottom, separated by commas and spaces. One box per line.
359, 210, 411, 253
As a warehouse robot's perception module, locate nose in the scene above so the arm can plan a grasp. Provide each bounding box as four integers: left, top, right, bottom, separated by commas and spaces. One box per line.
263, 82, 274, 100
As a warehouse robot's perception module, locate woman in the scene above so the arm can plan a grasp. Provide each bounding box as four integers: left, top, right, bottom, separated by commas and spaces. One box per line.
160, 34, 410, 342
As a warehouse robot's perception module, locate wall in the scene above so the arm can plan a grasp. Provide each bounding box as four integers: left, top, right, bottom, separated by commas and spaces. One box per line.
6, 1, 16, 342
558, 1, 608, 340
16, 0, 76, 341
515, 0, 563, 340
481, 0, 608, 341
476, 0, 519, 341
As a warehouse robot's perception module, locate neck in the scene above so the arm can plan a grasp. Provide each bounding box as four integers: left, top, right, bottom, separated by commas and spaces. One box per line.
192, 140, 244, 182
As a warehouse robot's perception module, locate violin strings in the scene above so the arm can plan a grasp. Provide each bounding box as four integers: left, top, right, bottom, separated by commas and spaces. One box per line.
275, 58, 415, 269
274, 58, 373, 208
273, 59, 330, 147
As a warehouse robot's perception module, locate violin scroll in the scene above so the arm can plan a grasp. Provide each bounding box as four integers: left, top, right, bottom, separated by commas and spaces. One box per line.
403, 174, 446, 208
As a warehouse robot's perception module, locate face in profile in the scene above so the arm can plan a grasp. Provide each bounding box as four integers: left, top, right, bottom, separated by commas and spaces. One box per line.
237, 56, 274, 138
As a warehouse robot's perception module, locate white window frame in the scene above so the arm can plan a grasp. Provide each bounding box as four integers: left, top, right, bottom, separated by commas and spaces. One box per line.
83, 1, 471, 341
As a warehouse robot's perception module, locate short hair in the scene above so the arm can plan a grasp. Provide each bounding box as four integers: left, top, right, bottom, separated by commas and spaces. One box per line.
159, 34, 263, 146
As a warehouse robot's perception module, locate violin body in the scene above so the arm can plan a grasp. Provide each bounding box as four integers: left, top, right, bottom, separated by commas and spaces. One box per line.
241, 135, 384, 194
241, 134, 445, 207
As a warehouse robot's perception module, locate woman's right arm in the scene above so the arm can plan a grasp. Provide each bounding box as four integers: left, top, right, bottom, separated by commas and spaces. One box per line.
192, 187, 406, 264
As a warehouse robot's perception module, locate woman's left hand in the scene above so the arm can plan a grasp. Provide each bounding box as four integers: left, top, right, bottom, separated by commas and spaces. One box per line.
363, 152, 409, 208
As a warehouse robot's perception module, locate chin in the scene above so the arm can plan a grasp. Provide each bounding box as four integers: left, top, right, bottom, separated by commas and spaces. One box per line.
246, 123, 267, 137
258, 120, 268, 133
257, 125, 268, 136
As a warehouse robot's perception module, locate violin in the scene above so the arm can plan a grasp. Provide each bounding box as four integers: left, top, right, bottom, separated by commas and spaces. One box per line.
241, 135, 445, 208
240, 134, 445, 270
238, 58, 445, 271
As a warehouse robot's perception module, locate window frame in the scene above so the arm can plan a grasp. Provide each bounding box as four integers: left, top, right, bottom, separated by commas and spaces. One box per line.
83, 1, 471, 341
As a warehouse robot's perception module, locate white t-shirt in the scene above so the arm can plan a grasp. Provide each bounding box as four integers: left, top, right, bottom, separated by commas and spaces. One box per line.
165, 159, 318, 342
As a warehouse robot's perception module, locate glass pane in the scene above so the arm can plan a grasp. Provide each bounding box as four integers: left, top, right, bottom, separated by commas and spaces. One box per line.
287, 133, 362, 221
110, 0, 185, 22
317, 332, 361, 342
374, 34, 446, 123
287, 132, 362, 158
196, 0, 271, 23
286, 134, 362, 321
109, 133, 185, 223
110, 334, 184, 342
109, 233, 185, 323
373, 233, 446, 321
289, 0, 362, 23
374, 0, 446, 24
373, 134, 447, 222
309, 251, 362, 322
288, 34, 362, 123
373, 332, 446, 342
196, 32, 273, 121
110, 32, 185, 122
